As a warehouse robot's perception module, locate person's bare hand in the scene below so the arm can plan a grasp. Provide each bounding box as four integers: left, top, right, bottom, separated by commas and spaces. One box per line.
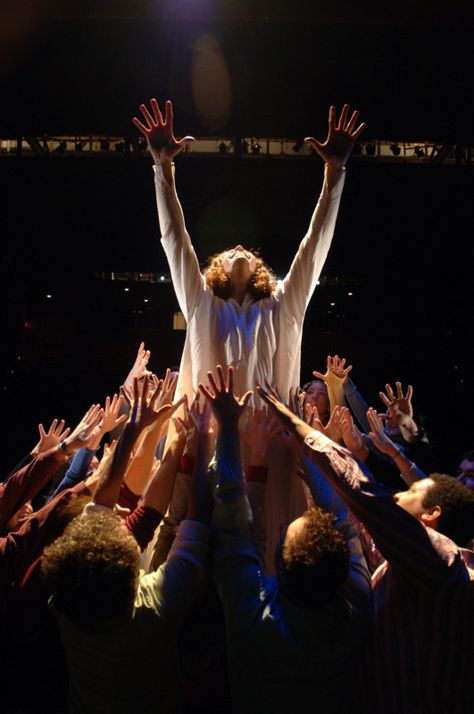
132, 98, 194, 164
199, 365, 252, 430
336, 407, 364, 455
379, 382, 414, 427
305, 104, 366, 168
312, 354, 353, 384
62, 405, 104, 455
32, 419, 70, 455
124, 342, 152, 391
367, 407, 400, 458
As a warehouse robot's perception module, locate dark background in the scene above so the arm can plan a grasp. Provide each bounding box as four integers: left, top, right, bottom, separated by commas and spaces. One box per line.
1, 1, 473, 474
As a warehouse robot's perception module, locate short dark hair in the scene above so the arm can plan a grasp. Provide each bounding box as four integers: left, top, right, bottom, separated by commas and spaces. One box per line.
423, 473, 474, 546
42, 510, 139, 626
279, 507, 349, 608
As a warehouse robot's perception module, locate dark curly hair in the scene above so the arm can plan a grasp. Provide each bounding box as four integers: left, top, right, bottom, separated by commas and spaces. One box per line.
42, 510, 139, 626
204, 250, 277, 300
279, 507, 349, 608
422, 473, 474, 546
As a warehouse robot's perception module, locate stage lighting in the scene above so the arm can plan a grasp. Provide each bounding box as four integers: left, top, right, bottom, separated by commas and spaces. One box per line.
54, 141, 66, 154
75, 140, 86, 152
365, 143, 376, 156
115, 141, 128, 153
414, 146, 424, 158
251, 142, 261, 155
390, 144, 401, 156
292, 140, 304, 153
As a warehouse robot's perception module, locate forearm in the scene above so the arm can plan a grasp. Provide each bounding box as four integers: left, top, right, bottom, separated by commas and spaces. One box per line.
0, 447, 67, 531
124, 422, 162, 497
343, 379, 371, 433
93, 428, 138, 508
46, 447, 95, 502
386, 445, 427, 487
280, 164, 345, 315
143, 437, 184, 515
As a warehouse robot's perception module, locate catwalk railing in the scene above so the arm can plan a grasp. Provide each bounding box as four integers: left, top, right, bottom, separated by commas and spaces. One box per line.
0, 136, 472, 165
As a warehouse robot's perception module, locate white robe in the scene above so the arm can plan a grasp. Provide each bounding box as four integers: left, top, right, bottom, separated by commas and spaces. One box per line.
154, 162, 346, 571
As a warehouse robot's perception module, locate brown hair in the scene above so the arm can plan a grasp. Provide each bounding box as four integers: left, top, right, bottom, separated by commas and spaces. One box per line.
280, 507, 349, 608
205, 250, 276, 301
42, 510, 139, 626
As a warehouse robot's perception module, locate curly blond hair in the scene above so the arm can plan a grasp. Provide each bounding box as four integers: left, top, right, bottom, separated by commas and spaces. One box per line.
205, 250, 277, 300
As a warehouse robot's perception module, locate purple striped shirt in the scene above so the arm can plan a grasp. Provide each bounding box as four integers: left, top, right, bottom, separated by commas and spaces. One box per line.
305, 431, 473, 714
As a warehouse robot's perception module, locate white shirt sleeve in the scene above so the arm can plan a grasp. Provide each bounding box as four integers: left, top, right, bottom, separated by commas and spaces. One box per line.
278, 164, 346, 320
154, 165, 206, 320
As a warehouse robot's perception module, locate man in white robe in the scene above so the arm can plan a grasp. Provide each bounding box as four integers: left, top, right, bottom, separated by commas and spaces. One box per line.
133, 100, 365, 571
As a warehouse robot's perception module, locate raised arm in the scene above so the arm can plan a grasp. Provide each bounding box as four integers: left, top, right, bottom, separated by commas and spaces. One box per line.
133, 99, 203, 320
279, 105, 366, 317
257, 385, 462, 587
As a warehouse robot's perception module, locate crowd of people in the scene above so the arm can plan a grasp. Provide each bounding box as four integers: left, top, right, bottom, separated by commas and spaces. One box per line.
1, 346, 473, 713
2, 99, 473, 713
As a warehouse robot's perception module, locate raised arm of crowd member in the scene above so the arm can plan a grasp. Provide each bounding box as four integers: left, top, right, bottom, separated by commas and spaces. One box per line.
93, 376, 184, 510
2, 419, 71, 483
257, 386, 469, 584
107, 341, 152, 443
367, 407, 427, 486
46, 395, 126, 503
241, 406, 279, 565
311, 354, 352, 419
150, 395, 213, 569
121, 371, 179, 499
0, 406, 103, 536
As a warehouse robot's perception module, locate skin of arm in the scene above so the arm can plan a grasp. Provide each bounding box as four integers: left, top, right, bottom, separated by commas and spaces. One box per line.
93, 377, 185, 509
142, 422, 186, 516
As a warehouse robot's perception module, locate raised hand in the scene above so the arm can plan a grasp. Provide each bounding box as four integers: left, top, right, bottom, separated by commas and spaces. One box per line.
32, 419, 70, 455
336, 407, 365, 456
313, 354, 353, 384
128, 375, 186, 435
124, 341, 152, 391
199, 365, 252, 430
62, 404, 105, 454
367, 407, 400, 458
305, 104, 366, 168
379, 381, 414, 426
132, 98, 194, 164
100, 394, 128, 434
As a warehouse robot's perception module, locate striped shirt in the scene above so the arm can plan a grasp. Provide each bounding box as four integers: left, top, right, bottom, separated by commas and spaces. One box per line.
305, 431, 474, 714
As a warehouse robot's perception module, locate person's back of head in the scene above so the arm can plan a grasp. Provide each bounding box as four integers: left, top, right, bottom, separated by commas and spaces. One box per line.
42, 510, 140, 626
277, 507, 349, 609
423, 473, 474, 547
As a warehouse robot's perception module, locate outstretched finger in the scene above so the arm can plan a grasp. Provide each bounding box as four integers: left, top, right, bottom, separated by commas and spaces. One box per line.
216, 365, 226, 391
164, 99, 172, 128
139, 103, 156, 129
312, 370, 326, 382
351, 122, 367, 141
132, 116, 150, 135
396, 381, 403, 400
337, 104, 350, 131
385, 383, 396, 401
240, 391, 253, 409
199, 382, 215, 403
227, 365, 234, 394
328, 105, 336, 134
379, 391, 391, 408
345, 109, 360, 134
151, 98, 165, 127
406, 384, 413, 401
